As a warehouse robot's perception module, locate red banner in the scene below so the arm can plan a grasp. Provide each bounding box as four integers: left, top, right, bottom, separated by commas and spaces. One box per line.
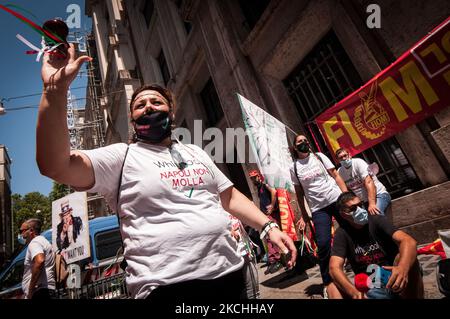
276, 189, 298, 241
316, 16, 450, 158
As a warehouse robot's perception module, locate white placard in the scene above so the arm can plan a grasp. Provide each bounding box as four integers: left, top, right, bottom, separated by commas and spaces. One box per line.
52, 192, 90, 264
238, 93, 294, 192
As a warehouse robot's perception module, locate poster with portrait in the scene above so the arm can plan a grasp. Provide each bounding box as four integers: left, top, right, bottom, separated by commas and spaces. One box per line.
52, 192, 90, 264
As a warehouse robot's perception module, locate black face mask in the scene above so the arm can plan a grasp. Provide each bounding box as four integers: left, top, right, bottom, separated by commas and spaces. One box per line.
296, 142, 310, 153
133, 111, 172, 143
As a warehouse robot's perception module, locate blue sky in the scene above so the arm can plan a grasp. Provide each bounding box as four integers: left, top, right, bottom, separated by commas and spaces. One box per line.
0, 0, 91, 196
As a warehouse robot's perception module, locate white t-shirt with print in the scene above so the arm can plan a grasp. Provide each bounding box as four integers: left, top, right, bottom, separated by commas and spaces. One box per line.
22, 235, 55, 298
290, 152, 342, 213
337, 157, 387, 202
81, 142, 244, 299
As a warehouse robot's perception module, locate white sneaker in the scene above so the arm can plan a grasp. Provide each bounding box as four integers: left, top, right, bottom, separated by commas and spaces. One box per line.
323, 286, 329, 299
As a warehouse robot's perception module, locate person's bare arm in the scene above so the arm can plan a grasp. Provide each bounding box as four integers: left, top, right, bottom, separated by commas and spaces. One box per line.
220, 186, 297, 268
364, 176, 381, 215
328, 168, 348, 192
330, 256, 364, 299
36, 44, 94, 189
383, 230, 417, 293
264, 183, 278, 214
28, 253, 45, 298
294, 184, 309, 230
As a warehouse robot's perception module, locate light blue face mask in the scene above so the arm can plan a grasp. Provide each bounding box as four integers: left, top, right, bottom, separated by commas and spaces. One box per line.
17, 234, 26, 245
352, 206, 369, 225
340, 159, 352, 169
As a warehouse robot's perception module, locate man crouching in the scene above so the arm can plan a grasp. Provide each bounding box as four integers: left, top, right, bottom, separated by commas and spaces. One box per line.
329, 191, 424, 299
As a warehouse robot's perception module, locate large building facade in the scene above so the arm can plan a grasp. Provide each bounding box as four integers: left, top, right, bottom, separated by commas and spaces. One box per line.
0, 145, 12, 265
86, 0, 450, 243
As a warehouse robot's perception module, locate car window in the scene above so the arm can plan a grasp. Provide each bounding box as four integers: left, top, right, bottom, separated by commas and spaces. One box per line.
0, 261, 24, 290
94, 229, 122, 261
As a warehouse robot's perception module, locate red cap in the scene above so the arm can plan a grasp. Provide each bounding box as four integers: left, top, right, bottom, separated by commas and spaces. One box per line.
248, 170, 259, 177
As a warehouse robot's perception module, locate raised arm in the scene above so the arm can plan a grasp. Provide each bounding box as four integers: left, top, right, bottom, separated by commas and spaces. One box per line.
220, 186, 297, 268
36, 44, 94, 189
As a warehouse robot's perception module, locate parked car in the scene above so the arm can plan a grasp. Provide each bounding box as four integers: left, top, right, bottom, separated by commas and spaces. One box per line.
0, 215, 123, 299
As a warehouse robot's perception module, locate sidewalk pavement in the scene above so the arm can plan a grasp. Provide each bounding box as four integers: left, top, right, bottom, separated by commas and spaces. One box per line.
257, 254, 445, 299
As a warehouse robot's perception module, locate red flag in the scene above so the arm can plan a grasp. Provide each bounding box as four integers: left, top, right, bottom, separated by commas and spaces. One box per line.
417, 239, 446, 259
316, 17, 450, 159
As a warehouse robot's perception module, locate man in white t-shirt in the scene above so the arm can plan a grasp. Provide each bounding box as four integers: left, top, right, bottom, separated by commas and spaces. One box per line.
19, 219, 55, 299
336, 148, 391, 216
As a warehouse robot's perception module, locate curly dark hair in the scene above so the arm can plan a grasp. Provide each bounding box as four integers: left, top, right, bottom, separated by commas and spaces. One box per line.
290, 134, 310, 159
290, 137, 299, 159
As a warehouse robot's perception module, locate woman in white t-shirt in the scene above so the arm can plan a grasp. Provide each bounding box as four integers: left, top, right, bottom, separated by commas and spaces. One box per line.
35, 44, 296, 299
290, 135, 348, 299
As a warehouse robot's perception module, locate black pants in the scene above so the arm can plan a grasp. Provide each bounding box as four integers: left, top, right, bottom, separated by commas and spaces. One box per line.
31, 288, 56, 299
311, 201, 348, 285
146, 267, 245, 301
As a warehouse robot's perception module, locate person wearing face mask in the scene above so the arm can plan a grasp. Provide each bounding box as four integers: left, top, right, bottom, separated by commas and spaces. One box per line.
290, 134, 348, 298
329, 191, 423, 299
248, 170, 283, 274
19, 219, 56, 299
35, 44, 297, 300
336, 148, 391, 216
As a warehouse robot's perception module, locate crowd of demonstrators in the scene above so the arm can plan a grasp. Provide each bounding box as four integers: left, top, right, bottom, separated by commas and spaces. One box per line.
248, 170, 283, 274
336, 148, 391, 216
35, 44, 296, 300
245, 141, 423, 300
19, 219, 56, 299
330, 191, 423, 299
31, 28, 422, 301
289, 134, 349, 298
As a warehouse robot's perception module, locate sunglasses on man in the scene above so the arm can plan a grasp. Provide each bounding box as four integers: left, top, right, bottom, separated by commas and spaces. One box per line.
19, 227, 30, 234
342, 201, 364, 214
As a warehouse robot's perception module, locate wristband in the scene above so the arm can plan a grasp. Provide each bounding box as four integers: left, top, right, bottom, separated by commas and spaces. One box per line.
260, 221, 272, 233
260, 221, 279, 240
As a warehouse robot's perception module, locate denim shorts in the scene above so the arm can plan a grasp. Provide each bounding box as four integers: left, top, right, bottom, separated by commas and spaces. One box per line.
376, 192, 392, 215
366, 287, 399, 299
